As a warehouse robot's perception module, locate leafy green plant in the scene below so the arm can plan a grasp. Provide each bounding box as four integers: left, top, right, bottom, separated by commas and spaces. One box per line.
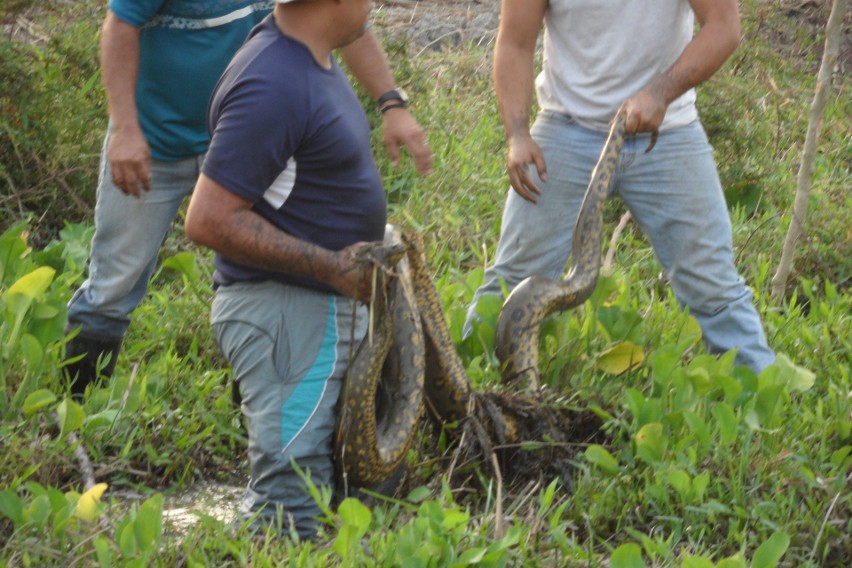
1, 1, 850, 565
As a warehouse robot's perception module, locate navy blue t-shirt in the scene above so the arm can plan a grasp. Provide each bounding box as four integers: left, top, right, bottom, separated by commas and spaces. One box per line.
202, 15, 387, 293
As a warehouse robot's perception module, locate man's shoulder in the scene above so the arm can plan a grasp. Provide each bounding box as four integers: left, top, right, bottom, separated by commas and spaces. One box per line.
109, 0, 272, 29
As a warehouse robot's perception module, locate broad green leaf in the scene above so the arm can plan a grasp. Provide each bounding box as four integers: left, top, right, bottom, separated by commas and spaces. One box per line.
687, 367, 714, 395
442, 508, 469, 530
20, 333, 44, 369
24, 494, 52, 528
682, 556, 714, 568
770, 353, 815, 392
596, 341, 644, 375
30, 303, 59, 320
638, 397, 663, 428
338, 497, 372, 532
830, 446, 852, 468
540, 478, 559, 512
693, 471, 710, 502
56, 398, 85, 440
5, 266, 56, 317
716, 374, 743, 403
0, 490, 24, 525
649, 344, 683, 387
22, 389, 57, 417
754, 384, 784, 427
611, 542, 646, 568
27, 298, 67, 346
93, 536, 114, 568
752, 532, 790, 568
724, 179, 762, 216
162, 252, 200, 284
0, 222, 28, 284
456, 547, 487, 564
624, 388, 647, 420
702, 500, 732, 515
684, 411, 710, 447
744, 410, 761, 431
734, 366, 759, 398
134, 494, 164, 549
584, 444, 620, 475
119, 521, 139, 557
716, 553, 747, 567
85, 409, 120, 431
667, 469, 691, 500
597, 304, 644, 343
677, 315, 703, 348
406, 486, 431, 503
635, 422, 667, 463
74, 483, 108, 522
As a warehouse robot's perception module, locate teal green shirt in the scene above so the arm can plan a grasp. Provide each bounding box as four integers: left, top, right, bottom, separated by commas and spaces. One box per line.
108, 0, 271, 160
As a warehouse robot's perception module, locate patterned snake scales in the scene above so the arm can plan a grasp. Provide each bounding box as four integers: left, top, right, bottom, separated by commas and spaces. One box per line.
337, 112, 644, 487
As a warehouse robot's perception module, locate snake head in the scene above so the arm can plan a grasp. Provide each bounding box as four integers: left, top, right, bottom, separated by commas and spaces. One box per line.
353, 242, 406, 271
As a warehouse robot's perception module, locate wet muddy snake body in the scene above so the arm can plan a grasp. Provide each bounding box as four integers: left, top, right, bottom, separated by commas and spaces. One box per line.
337, 113, 635, 487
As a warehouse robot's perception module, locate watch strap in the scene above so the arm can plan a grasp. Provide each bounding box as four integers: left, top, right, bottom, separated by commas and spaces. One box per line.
380, 101, 408, 113
377, 88, 407, 106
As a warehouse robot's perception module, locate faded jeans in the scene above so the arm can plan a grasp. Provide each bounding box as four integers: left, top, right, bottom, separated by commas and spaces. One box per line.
67, 128, 203, 339
466, 112, 775, 373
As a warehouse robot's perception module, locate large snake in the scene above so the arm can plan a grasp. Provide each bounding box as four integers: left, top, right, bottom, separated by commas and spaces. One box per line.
337, 111, 649, 487
336, 227, 470, 487
494, 112, 631, 390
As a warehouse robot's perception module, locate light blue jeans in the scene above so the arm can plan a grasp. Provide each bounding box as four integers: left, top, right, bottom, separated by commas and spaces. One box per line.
467, 112, 775, 373
66, 129, 203, 339
212, 280, 367, 540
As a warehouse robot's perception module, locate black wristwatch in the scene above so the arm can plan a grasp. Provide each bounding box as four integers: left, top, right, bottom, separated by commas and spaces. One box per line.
377, 88, 409, 110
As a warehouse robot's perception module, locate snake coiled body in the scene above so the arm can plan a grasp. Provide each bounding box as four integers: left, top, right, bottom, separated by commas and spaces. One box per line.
337, 112, 641, 487
494, 113, 628, 389
402, 232, 471, 425
337, 228, 471, 487
336, 226, 426, 487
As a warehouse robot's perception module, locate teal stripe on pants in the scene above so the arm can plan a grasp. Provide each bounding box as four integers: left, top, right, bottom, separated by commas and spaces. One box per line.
280, 296, 338, 450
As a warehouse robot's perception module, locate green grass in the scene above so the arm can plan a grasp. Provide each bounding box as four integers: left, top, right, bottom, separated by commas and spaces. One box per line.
1, 0, 850, 566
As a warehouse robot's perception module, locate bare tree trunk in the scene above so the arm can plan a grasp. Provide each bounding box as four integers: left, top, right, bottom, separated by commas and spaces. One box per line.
771, 0, 848, 298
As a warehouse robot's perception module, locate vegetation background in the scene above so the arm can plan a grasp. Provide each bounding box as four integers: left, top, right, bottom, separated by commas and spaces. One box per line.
1, 0, 850, 566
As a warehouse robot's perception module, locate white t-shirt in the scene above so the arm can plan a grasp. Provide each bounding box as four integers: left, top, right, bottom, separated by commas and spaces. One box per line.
536, 0, 698, 132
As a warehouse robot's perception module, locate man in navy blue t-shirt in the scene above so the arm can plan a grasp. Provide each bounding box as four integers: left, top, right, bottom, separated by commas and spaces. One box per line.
185, 0, 408, 539
64, 0, 431, 398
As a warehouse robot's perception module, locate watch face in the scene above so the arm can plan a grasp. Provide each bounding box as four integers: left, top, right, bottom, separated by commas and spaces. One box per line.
379, 88, 408, 105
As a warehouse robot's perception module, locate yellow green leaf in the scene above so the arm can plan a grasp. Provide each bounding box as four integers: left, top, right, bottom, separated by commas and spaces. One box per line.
596, 341, 645, 375
22, 389, 57, 417
74, 483, 108, 522
56, 398, 85, 440
5, 266, 56, 317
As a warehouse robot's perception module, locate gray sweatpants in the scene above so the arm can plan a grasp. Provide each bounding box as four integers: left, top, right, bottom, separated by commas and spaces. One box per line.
212, 280, 366, 539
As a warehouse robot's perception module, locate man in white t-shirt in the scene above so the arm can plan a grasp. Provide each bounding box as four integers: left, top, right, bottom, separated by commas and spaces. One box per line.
466, 0, 775, 373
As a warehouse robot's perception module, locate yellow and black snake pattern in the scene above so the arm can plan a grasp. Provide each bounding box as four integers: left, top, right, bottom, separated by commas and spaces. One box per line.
336, 226, 426, 487
337, 112, 643, 486
336, 228, 471, 487
495, 112, 629, 389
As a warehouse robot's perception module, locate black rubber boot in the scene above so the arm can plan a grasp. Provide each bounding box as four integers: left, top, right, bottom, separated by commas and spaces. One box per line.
64, 332, 123, 398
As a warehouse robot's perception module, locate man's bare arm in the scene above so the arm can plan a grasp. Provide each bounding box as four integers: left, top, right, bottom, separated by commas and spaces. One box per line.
340, 31, 432, 174
623, 0, 741, 133
100, 11, 151, 196
494, 0, 548, 202
185, 174, 375, 302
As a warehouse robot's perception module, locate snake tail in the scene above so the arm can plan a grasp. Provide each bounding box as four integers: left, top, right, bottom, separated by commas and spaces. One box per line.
402, 232, 472, 424
495, 113, 627, 388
